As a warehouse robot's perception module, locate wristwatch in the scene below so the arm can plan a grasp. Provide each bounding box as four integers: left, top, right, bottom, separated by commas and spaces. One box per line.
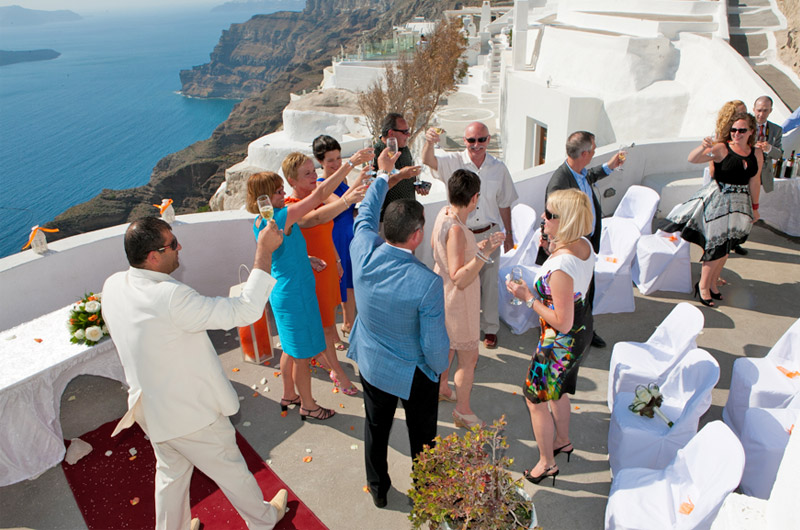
525, 297, 535, 308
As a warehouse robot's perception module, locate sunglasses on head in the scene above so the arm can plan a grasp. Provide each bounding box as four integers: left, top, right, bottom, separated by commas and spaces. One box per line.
544, 209, 559, 220
155, 237, 179, 253
465, 136, 489, 144
730, 128, 749, 134
392, 128, 410, 135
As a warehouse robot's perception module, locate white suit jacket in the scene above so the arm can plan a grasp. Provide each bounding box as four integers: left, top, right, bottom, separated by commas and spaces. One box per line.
101, 266, 275, 443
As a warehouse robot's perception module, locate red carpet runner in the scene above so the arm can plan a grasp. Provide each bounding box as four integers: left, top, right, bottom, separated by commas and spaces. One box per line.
62, 419, 328, 529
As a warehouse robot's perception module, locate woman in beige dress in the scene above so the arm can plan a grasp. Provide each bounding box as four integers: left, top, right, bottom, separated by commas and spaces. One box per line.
431, 169, 504, 428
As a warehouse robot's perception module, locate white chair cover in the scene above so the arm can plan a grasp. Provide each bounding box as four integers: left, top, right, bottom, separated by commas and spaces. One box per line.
593, 217, 640, 315
606, 421, 744, 530
723, 318, 800, 436
710, 412, 800, 530
612, 184, 661, 235
739, 406, 800, 499
608, 348, 720, 476
498, 220, 541, 335
505, 203, 537, 252
608, 302, 704, 410
632, 229, 693, 296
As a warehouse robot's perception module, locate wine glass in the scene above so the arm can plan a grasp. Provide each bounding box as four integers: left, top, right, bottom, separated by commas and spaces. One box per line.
509, 266, 524, 306
616, 144, 628, 172
256, 195, 273, 222
362, 138, 376, 177
706, 132, 717, 157
431, 116, 444, 149
386, 136, 398, 157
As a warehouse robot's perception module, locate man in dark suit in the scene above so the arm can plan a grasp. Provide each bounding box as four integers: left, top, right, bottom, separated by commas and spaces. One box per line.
733, 95, 784, 255
539, 131, 623, 348
348, 148, 450, 509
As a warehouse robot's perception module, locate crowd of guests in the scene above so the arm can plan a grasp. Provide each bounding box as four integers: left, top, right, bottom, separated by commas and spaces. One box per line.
101, 97, 779, 526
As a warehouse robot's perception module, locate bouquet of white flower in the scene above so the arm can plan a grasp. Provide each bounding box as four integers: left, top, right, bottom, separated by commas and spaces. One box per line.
628, 383, 673, 428
67, 293, 109, 346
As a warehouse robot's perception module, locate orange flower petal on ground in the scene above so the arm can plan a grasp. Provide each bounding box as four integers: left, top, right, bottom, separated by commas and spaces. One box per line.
128, 455, 137, 461
679, 498, 694, 515
339, 403, 345, 408
332, 388, 339, 393
231, 367, 240, 372
33, 338, 43, 343
574, 406, 580, 410
273, 371, 281, 377
350, 426, 355, 431
363, 486, 370, 493
130, 497, 140, 505
252, 392, 259, 397
280, 411, 288, 417
302, 456, 312, 463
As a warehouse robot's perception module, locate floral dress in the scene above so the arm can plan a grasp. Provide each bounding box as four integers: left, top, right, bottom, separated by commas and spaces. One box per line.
523, 242, 595, 403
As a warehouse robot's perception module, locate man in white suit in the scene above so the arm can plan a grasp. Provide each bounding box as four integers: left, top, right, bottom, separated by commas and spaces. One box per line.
102, 216, 287, 530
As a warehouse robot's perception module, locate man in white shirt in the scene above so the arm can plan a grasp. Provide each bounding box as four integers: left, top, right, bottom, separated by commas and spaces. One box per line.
102, 216, 288, 530
422, 121, 518, 349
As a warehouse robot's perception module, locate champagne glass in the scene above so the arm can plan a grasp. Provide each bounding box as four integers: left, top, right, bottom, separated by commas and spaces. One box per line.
706, 132, 717, 157
363, 138, 376, 177
616, 144, 627, 172
509, 266, 524, 306
431, 116, 444, 149
386, 136, 398, 157
256, 195, 273, 222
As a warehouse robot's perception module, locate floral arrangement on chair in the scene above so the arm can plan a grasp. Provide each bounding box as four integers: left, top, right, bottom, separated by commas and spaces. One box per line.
67, 293, 108, 345
628, 383, 673, 427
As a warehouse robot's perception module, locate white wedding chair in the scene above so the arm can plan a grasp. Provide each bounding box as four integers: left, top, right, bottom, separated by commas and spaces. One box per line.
498, 213, 541, 335
503, 203, 537, 254
710, 422, 799, 530
608, 348, 719, 476
606, 421, 744, 530
739, 403, 800, 499
723, 318, 800, 436
608, 302, 703, 410
632, 230, 692, 296
607, 184, 661, 235
593, 217, 640, 315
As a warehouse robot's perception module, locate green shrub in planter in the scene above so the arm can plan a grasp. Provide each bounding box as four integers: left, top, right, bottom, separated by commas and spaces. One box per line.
408, 416, 539, 530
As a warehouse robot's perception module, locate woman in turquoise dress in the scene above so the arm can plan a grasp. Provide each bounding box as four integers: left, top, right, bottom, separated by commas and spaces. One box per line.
245, 148, 371, 420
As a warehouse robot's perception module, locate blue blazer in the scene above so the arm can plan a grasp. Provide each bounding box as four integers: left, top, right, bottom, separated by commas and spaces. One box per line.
347, 177, 449, 400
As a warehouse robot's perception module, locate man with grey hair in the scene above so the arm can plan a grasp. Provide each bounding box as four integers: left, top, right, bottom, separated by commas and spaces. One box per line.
422, 121, 518, 349
540, 130, 624, 349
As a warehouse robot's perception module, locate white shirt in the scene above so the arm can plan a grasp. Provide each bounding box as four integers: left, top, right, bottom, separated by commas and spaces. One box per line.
434, 150, 518, 230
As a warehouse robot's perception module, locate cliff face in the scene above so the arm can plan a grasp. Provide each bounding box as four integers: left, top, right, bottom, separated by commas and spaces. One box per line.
46, 0, 482, 239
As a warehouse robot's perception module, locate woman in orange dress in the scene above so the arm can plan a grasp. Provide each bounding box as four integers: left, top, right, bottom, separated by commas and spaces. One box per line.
283, 152, 370, 394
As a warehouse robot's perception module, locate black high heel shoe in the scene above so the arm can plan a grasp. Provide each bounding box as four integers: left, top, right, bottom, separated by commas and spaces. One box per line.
299, 406, 335, 421
553, 443, 574, 462
523, 465, 559, 486
709, 289, 723, 301
280, 396, 301, 412
694, 282, 715, 307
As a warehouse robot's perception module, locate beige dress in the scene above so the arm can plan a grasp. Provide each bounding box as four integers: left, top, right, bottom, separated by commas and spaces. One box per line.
431, 206, 481, 351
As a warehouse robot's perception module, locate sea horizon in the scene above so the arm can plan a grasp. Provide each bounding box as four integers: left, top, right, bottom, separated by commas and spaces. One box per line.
0, 6, 294, 258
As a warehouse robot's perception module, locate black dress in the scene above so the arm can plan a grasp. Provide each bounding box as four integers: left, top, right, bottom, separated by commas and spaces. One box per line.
663, 144, 757, 261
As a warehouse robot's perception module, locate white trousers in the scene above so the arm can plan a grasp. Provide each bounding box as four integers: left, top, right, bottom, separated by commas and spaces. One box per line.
139, 414, 279, 530
475, 225, 502, 335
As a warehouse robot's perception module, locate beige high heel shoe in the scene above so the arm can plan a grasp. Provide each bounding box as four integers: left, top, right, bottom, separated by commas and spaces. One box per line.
452, 410, 485, 429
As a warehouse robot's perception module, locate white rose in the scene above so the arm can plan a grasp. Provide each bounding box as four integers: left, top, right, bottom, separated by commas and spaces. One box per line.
73, 329, 85, 340
85, 326, 103, 342
84, 300, 101, 313
635, 386, 652, 402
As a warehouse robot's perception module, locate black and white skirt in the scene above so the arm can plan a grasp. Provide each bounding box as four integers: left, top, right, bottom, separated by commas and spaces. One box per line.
663, 181, 753, 261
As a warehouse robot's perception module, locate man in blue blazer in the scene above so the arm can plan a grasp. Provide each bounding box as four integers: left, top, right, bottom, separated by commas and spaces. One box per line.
347, 149, 449, 509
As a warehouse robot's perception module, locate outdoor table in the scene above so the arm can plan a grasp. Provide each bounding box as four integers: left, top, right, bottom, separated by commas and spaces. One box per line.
760, 177, 800, 237
0, 304, 125, 486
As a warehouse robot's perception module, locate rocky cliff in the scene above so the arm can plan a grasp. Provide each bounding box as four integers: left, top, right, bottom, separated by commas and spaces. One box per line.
46, 0, 484, 239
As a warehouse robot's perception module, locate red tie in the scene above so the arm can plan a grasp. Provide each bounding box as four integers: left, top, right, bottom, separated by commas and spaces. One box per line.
759, 124, 765, 138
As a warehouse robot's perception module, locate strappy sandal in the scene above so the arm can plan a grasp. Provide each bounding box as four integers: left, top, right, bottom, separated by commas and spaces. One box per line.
335, 341, 347, 351
329, 371, 358, 395
300, 406, 336, 421
341, 325, 351, 338
279, 396, 301, 412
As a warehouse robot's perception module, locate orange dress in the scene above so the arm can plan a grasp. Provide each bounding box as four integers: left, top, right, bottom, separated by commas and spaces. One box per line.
285, 197, 341, 327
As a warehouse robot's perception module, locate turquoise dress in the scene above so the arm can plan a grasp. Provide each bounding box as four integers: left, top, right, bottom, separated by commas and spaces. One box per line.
253, 207, 325, 359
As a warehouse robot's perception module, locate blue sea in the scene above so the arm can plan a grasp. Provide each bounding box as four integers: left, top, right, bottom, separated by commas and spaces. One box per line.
0, 7, 288, 258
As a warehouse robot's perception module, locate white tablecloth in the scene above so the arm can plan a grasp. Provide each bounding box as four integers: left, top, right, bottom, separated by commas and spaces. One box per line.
0, 305, 125, 486
760, 178, 800, 237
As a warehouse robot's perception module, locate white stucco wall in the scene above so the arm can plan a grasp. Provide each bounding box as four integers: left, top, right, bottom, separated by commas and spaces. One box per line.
328, 61, 389, 92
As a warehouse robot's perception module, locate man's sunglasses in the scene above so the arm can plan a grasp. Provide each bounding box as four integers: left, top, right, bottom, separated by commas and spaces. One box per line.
154, 237, 179, 253
465, 136, 489, 144
544, 209, 559, 220
392, 128, 410, 135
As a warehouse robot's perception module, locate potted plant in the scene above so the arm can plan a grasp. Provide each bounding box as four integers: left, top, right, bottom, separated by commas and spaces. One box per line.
408, 416, 540, 530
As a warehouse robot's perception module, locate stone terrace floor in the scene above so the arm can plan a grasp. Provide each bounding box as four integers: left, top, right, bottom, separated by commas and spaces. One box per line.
0, 222, 798, 530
